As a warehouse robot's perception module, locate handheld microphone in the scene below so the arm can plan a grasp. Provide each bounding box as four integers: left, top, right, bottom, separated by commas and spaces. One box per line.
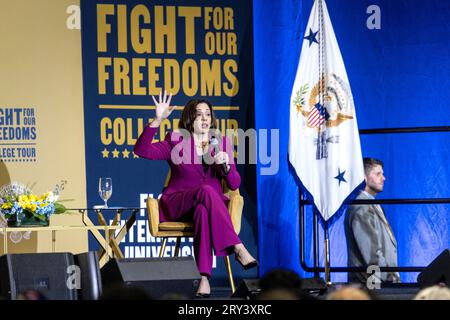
210, 137, 229, 173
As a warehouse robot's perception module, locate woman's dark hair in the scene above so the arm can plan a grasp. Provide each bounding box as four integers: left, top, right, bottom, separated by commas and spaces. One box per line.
179, 99, 217, 132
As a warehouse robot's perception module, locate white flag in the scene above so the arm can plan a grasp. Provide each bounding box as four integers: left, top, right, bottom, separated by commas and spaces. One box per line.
289, 0, 364, 221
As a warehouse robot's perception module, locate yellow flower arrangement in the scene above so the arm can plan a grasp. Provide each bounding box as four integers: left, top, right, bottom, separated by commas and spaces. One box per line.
0, 182, 67, 226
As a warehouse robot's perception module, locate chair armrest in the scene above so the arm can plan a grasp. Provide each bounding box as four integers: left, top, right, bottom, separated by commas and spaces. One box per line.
146, 196, 160, 236
228, 194, 243, 235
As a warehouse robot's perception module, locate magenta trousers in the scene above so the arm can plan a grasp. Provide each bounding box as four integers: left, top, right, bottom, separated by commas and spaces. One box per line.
160, 185, 241, 277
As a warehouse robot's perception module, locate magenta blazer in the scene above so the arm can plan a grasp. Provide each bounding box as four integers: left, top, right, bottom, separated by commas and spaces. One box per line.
134, 126, 241, 218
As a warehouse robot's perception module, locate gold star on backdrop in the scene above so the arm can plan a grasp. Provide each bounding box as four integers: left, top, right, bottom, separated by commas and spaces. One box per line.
112, 148, 120, 158
122, 149, 130, 158
101, 148, 109, 158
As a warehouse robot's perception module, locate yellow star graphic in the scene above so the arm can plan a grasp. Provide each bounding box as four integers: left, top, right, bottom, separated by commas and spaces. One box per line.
122, 149, 130, 158
133, 152, 139, 158
101, 148, 109, 158
112, 148, 120, 158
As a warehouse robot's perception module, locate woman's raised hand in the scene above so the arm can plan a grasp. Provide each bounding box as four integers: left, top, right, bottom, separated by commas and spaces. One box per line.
152, 90, 174, 120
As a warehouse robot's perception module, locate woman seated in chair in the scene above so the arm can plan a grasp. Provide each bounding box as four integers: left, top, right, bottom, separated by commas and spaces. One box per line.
134, 90, 258, 297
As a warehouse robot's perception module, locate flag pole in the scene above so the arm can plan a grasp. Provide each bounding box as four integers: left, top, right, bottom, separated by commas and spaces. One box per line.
324, 221, 332, 285
318, 0, 331, 286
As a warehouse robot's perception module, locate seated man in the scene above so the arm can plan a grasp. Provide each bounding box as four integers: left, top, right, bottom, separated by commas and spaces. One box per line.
345, 157, 400, 284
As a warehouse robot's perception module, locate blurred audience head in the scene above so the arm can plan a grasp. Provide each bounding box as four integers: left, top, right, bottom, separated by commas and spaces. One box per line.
160, 292, 189, 300
258, 288, 300, 300
17, 289, 47, 300
258, 268, 307, 300
414, 285, 450, 300
326, 285, 371, 300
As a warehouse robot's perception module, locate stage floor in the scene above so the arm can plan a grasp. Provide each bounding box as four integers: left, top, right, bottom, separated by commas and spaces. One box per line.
197, 282, 422, 300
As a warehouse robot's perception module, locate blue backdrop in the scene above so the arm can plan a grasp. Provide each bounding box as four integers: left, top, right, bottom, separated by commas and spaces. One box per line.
254, 0, 450, 282
80, 0, 257, 284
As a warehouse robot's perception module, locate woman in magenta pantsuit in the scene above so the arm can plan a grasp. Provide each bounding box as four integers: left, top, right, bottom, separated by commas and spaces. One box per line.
134, 91, 258, 297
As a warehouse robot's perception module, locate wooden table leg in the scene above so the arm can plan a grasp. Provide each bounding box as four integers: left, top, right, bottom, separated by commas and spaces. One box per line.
105, 226, 110, 261
113, 209, 137, 246
52, 230, 56, 252
80, 208, 138, 266
97, 210, 123, 259
97, 209, 137, 260
81, 210, 110, 262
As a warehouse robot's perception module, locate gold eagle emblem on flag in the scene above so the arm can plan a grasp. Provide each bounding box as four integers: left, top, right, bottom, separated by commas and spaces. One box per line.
293, 73, 354, 129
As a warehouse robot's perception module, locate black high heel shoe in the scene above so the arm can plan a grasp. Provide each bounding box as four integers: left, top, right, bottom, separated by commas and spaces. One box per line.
235, 254, 259, 270
196, 292, 211, 298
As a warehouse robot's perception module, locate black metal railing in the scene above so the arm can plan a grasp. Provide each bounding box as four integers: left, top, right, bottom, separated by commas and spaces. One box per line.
299, 126, 450, 275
